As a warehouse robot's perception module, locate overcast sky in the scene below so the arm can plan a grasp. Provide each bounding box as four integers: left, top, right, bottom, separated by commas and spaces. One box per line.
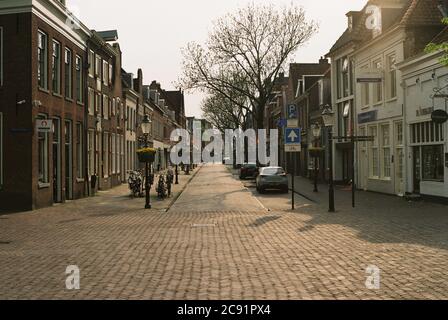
70, 0, 366, 118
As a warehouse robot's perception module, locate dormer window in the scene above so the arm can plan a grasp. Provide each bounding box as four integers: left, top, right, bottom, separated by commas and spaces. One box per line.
348, 16, 353, 31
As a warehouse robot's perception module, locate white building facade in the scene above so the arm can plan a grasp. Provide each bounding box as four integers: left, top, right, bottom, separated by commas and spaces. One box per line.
399, 49, 448, 199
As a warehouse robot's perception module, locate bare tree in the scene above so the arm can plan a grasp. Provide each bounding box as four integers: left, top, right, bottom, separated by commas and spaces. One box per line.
180, 3, 318, 129
201, 91, 249, 132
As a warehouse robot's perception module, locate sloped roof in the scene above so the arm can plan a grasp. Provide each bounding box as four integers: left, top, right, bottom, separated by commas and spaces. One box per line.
328, 0, 445, 55
288, 62, 330, 95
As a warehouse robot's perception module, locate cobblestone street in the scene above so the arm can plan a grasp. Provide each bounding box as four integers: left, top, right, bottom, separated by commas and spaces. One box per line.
0, 164, 447, 300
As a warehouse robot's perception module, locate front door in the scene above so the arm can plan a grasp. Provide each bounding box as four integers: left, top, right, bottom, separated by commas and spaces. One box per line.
52, 118, 61, 203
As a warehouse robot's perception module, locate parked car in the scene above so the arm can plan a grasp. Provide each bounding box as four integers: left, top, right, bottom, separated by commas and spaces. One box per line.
239, 163, 258, 179
256, 167, 288, 193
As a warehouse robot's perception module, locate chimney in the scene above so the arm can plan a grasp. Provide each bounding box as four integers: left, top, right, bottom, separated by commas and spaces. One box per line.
133, 69, 143, 95
319, 57, 329, 65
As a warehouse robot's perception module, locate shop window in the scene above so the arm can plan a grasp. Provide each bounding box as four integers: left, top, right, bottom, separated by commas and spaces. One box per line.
0, 112, 3, 187
422, 145, 444, 182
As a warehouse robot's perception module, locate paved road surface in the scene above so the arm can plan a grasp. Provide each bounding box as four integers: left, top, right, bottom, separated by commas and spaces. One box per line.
169, 164, 265, 213
0, 164, 447, 299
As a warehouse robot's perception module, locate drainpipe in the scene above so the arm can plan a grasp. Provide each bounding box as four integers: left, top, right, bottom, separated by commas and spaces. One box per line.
401, 78, 408, 196
84, 41, 90, 197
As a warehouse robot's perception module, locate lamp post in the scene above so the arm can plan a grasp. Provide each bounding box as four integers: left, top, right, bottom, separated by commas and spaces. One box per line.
322, 105, 335, 213
141, 114, 152, 209
311, 123, 322, 193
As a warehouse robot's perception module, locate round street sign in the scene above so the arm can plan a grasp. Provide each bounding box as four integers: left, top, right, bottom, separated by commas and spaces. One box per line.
431, 109, 448, 124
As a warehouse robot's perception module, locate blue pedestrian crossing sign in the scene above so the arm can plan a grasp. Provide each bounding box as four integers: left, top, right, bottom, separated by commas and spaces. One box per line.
285, 128, 301, 145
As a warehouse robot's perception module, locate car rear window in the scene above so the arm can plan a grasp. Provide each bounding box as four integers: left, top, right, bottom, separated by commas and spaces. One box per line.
261, 168, 285, 175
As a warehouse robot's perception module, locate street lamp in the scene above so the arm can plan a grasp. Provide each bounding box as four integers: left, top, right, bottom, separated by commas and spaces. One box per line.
322, 105, 335, 213
141, 114, 152, 209
311, 123, 322, 193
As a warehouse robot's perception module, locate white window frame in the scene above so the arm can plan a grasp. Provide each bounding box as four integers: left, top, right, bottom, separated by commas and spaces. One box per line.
38, 30, 48, 89
368, 125, 379, 178
51, 40, 61, 94
103, 132, 109, 178
381, 124, 391, 179
88, 87, 94, 116
88, 50, 94, 78
76, 122, 83, 179
103, 60, 109, 85
386, 54, 397, 100
95, 55, 101, 78
88, 129, 95, 177
111, 133, 116, 174
64, 48, 72, 99
75, 55, 83, 103
373, 59, 383, 104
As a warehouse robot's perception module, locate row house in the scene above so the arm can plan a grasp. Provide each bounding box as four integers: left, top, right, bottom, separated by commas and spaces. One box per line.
86, 30, 125, 193
287, 60, 331, 178
143, 81, 186, 172
122, 68, 144, 179
0, 0, 91, 210
398, 27, 448, 199
327, 0, 446, 198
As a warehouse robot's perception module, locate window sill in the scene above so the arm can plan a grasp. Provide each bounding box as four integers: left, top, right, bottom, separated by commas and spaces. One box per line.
385, 97, 398, 103
373, 101, 383, 107
77, 101, 84, 107
65, 97, 74, 103
360, 105, 370, 110
38, 182, 50, 189
76, 178, 85, 183
52, 92, 62, 99
38, 87, 50, 94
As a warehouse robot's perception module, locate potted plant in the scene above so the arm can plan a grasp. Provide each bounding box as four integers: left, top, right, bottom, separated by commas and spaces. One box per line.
137, 147, 156, 163
308, 147, 324, 158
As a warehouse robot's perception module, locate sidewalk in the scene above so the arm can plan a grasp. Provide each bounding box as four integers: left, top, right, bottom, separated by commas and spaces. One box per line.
289, 174, 448, 215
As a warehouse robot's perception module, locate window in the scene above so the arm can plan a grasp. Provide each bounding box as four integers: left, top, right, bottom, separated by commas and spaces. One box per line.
112, 98, 116, 116
103, 61, 109, 85
88, 50, 94, 77
422, 145, 444, 182
0, 112, 3, 187
381, 124, 391, 178
318, 80, 324, 106
103, 95, 109, 119
411, 121, 444, 144
95, 55, 101, 78
369, 126, 379, 178
51, 40, 61, 94
0, 27, 3, 86
64, 48, 72, 99
76, 123, 83, 179
360, 66, 370, 107
109, 63, 113, 84
37, 114, 49, 184
112, 134, 116, 174
88, 88, 94, 115
387, 55, 397, 99
338, 57, 350, 98
396, 122, 403, 146
103, 132, 109, 177
373, 59, 383, 104
75, 55, 83, 103
38, 31, 48, 89
119, 134, 124, 175
95, 92, 101, 114
88, 130, 94, 177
